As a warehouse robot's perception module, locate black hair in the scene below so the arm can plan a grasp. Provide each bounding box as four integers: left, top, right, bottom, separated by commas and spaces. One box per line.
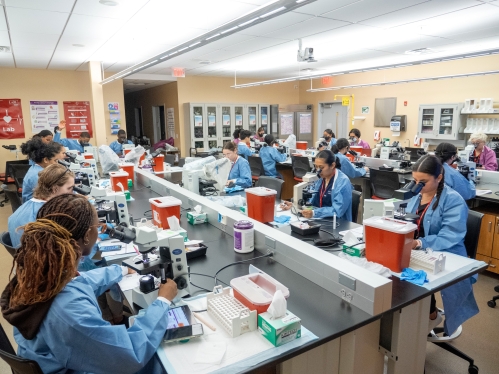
240, 130, 251, 140
434, 143, 457, 163
21, 139, 63, 163
36, 130, 53, 138
80, 132, 90, 138
412, 155, 445, 210
349, 128, 361, 138
316, 149, 341, 170
324, 129, 335, 138
264, 134, 275, 146
331, 138, 350, 154
233, 129, 241, 139
117, 129, 126, 136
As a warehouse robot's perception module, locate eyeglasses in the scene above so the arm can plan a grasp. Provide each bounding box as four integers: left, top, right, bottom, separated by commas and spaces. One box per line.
89, 222, 107, 233
60, 168, 70, 178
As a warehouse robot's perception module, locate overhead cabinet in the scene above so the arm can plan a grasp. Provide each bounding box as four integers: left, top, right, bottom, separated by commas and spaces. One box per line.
417, 103, 465, 141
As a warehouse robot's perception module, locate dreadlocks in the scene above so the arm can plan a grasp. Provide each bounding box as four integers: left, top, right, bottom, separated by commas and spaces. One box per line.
10, 194, 95, 307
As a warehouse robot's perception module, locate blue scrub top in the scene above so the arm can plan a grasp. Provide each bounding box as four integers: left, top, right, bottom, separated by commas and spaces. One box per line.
443, 163, 476, 200
309, 169, 353, 221
335, 152, 366, 178
53, 131, 85, 153
22, 164, 43, 203
259, 145, 287, 177
228, 156, 252, 188
109, 140, 133, 155
237, 143, 253, 160
8, 198, 45, 248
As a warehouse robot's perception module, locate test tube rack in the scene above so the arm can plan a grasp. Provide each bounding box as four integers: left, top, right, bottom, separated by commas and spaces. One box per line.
410, 250, 446, 275
207, 286, 257, 338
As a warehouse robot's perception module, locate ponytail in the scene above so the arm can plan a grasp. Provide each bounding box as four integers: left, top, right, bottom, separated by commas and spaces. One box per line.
412, 155, 445, 210
332, 138, 349, 154
316, 150, 341, 170
433, 166, 445, 210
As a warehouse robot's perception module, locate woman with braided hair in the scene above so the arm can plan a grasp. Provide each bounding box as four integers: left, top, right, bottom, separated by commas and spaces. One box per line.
434, 142, 476, 200
406, 155, 478, 337
1, 194, 178, 374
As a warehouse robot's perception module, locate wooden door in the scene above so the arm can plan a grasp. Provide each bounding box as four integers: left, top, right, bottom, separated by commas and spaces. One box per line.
477, 213, 495, 256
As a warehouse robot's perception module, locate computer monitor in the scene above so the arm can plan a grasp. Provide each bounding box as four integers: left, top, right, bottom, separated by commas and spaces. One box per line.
405, 147, 423, 162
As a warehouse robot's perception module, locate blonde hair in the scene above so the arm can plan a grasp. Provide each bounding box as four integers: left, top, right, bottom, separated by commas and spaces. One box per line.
469, 133, 488, 143
33, 164, 75, 200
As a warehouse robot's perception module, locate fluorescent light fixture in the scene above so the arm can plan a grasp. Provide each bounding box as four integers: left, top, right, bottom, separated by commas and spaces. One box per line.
169, 51, 177, 55
160, 55, 169, 60
296, 0, 308, 3
177, 47, 189, 52
206, 34, 220, 40
260, 6, 286, 18
189, 42, 201, 47
221, 26, 238, 34
239, 18, 258, 27
467, 53, 489, 58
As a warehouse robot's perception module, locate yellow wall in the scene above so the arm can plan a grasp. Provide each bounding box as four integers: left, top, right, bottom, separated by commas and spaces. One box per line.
299, 54, 499, 148
0, 67, 125, 172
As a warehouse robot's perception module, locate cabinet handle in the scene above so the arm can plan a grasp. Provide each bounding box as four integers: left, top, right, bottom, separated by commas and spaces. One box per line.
489, 222, 492, 232
489, 264, 497, 268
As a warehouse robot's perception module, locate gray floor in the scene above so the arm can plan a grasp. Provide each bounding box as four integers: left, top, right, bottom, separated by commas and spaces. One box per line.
0, 200, 497, 373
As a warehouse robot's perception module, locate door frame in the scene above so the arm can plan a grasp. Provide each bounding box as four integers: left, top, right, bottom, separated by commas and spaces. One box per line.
152, 104, 166, 144
318, 101, 348, 140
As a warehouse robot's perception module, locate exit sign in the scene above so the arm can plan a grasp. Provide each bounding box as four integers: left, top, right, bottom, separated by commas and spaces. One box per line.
321, 76, 332, 85
172, 67, 185, 77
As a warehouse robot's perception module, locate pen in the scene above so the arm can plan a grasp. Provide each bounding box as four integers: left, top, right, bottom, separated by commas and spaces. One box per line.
193, 312, 216, 331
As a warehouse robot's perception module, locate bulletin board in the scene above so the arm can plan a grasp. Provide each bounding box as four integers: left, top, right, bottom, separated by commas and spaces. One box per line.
63, 101, 93, 138
0, 98, 25, 139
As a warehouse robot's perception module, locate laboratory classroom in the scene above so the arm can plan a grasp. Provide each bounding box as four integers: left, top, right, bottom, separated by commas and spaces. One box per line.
1, 1, 499, 374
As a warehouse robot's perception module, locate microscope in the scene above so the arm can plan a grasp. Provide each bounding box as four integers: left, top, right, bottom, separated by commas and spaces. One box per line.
182, 158, 231, 196
392, 180, 425, 222
111, 225, 191, 309
89, 185, 131, 226
457, 145, 477, 183
65, 151, 99, 185
292, 172, 319, 210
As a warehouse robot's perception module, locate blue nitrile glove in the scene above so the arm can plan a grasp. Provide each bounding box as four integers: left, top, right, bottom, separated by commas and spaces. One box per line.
274, 216, 291, 224
401, 268, 428, 286
224, 185, 243, 193
98, 222, 114, 241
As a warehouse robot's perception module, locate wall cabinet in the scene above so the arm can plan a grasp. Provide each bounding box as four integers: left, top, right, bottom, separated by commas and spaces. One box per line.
417, 103, 465, 141
475, 212, 499, 274
185, 102, 270, 150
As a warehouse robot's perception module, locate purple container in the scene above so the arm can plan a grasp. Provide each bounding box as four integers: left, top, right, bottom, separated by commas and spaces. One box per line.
234, 220, 254, 253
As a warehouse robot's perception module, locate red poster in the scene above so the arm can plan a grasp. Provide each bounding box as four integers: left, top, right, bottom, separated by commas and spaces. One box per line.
0, 98, 25, 139
63, 101, 93, 139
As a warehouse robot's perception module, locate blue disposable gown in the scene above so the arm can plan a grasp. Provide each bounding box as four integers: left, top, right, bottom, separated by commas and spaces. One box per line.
237, 143, 253, 160
8, 198, 45, 248
259, 146, 287, 177
110, 140, 134, 155
15, 265, 170, 374
329, 138, 337, 147
21, 164, 43, 203
407, 186, 479, 335
443, 163, 476, 200
335, 152, 366, 178
228, 156, 252, 188
53, 131, 85, 153
309, 169, 353, 221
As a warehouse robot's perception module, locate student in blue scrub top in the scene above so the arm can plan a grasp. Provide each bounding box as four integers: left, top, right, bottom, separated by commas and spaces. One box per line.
1, 194, 178, 374
435, 142, 476, 200
53, 120, 91, 153
9, 164, 75, 248
331, 138, 370, 178
281, 150, 353, 221
407, 155, 478, 336
26, 130, 56, 165
223, 141, 252, 188
259, 134, 287, 178
323, 129, 337, 147
109, 129, 134, 156
237, 129, 254, 160
21, 138, 67, 203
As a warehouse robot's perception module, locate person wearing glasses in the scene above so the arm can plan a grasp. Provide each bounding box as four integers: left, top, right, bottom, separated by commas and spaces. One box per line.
280, 150, 353, 221
9, 164, 75, 248
468, 133, 498, 171
21, 138, 67, 203
223, 141, 252, 188
109, 129, 134, 156
348, 128, 370, 149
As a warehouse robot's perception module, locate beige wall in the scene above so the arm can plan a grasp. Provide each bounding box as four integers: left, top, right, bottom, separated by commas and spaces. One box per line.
103, 75, 127, 144
299, 54, 499, 148
0, 67, 125, 172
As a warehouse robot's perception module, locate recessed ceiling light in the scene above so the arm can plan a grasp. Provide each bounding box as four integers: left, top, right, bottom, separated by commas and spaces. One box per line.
199, 60, 211, 65
405, 48, 435, 55
72, 44, 85, 47
99, 0, 119, 6
0, 46, 11, 53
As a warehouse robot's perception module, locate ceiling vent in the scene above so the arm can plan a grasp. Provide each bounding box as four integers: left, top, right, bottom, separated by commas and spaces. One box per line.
405, 48, 435, 55
0, 46, 11, 53
199, 60, 211, 65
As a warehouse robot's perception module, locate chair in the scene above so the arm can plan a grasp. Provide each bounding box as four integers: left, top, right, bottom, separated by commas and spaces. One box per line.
351, 190, 361, 223
369, 168, 400, 199
291, 155, 311, 182
428, 210, 483, 374
0, 323, 44, 374
256, 176, 285, 201
0, 231, 17, 257
248, 156, 264, 182
487, 285, 499, 308
178, 158, 186, 167
165, 154, 175, 165
10, 164, 31, 193
0, 160, 29, 207
1, 185, 21, 213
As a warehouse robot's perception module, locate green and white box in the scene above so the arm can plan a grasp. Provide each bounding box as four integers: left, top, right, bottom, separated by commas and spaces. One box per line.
186, 211, 207, 225
258, 311, 301, 347
342, 243, 365, 257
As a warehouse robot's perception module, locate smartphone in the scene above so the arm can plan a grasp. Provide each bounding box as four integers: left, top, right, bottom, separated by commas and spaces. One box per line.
164, 323, 204, 342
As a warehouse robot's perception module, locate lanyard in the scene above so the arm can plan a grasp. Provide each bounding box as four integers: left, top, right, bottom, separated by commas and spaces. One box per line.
319, 176, 334, 207
230, 156, 239, 173
416, 197, 433, 237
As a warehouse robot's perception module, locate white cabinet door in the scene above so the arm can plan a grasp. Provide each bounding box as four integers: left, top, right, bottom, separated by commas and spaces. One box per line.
246, 104, 258, 134
220, 104, 234, 147
190, 103, 207, 150
418, 105, 436, 138
205, 104, 218, 149
436, 105, 459, 140
259, 104, 270, 134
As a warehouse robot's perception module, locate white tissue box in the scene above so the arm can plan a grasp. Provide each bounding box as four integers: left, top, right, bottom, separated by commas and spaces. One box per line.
342, 243, 365, 257
258, 311, 301, 347
186, 211, 208, 225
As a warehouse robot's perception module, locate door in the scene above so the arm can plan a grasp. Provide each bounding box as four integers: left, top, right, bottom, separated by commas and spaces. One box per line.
234, 105, 244, 131
191, 104, 206, 150
492, 216, 499, 260
437, 105, 458, 140
418, 105, 436, 138
319, 102, 348, 141
259, 104, 269, 134
221, 105, 233, 146
477, 213, 494, 257
159, 106, 166, 140
246, 104, 258, 134
206, 104, 218, 149
133, 107, 143, 137
152, 106, 164, 144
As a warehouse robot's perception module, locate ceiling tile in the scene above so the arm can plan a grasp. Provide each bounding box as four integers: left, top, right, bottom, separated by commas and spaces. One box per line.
0, 30, 10, 46
372, 36, 454, 54
445, 25, 499, 42
197, 48, 246, 61
14, 47, 53, 60
56, 34, 108, 51
224, 36, 291, 52
0, 8, 7, 31
6, 7, 68, 34
0, 53, 15, 68
205, 33, 254, 49
4, 0, 74, 13
241, 12, 314, 37
292, 0, 364, 17
11, 32, 59, 50
48, 61, 81, 70
265, 17, 349, 40
64, 14, 126, 38
73, 0, 149, 20
15, 58, 49, 68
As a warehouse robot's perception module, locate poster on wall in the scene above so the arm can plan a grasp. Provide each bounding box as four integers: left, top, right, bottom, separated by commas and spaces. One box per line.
299, 113, 312, 134
63, 101, 93, 139
108, 102, 121, 135
30, 101, 59, 132
0, 98, 25, 139
167, 108, 175, 139
280, 113, 294, 135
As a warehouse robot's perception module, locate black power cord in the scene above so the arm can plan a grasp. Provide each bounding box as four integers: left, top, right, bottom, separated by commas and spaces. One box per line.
213, 252, 274, 286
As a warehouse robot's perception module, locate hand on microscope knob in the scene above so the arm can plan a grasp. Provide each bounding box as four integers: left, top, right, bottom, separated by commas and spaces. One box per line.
279, 201, 292, 211
158, 278, 178, 301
